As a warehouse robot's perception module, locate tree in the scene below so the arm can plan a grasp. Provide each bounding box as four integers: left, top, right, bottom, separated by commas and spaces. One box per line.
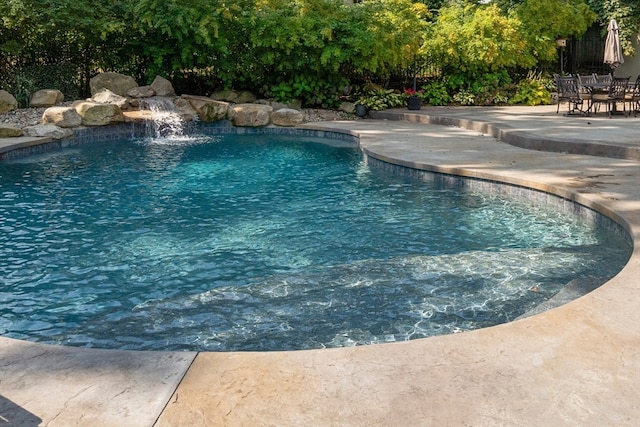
585, 0, 640, 56
514, 0, 596, 63
422, 0, 596, 73
423, 3, 529, 72
0, 0, 129, 101
130, 0, 240, 82
478, 0, 638, 56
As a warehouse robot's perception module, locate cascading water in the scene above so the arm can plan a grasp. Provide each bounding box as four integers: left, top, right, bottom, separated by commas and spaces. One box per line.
140, 97, 188, 139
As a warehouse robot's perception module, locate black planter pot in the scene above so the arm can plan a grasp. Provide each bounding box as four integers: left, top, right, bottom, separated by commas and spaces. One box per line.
407, 96, 422, 110
355, 104, 367, 117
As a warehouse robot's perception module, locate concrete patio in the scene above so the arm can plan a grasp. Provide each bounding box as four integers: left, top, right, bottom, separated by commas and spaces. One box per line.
1, 105, 639, 426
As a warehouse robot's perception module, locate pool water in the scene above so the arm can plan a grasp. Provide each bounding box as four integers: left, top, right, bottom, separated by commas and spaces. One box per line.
0, 133, 631, 351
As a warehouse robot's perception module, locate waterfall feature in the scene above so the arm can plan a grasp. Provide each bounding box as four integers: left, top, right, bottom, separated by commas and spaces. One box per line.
140, 98, 187, 139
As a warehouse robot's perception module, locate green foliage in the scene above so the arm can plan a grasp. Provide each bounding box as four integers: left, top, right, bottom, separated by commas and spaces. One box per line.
0, 0, 133, 98
131, 0, 241, 80
349, 0, 431, 73
420, 80, 451, 106
509, 71, 552, 106
0, 64, 83, 107
444, 70, 513, 105
248, 0, 430, 90
268, 74, 349, 108
423, 3, 528, 73
448, 70, 511, 94
1, 70, 37, 108
514, 0, 596, 63
356, 89, 404, 111
585, 0, 640, 57
0, 0, 601, 107
422, 0, 596, 78
452, 90, 476, 106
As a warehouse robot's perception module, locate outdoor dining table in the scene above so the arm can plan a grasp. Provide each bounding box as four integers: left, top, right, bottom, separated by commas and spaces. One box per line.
579, 80, 628, 116
580, 82, 610, 114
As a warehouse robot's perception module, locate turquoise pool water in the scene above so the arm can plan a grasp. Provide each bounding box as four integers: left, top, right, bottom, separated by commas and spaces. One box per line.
0, 132, 631, 351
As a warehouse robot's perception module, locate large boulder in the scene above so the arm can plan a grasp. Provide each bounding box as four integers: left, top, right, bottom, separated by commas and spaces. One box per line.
210, 89, 239, 103
24, 124, 73, 139
0, 125, 23, 138
173, 97, 199, 122
42, 106, 82, 128
210, 90, 256, 104
0, 90, 18, 113
30, 89, 64, 107
271, 108, 304, 127
89, 72, 137, 97
149, 76, 175, 97
91, 89, 130, 110
229, 104, 272, 127
255, 98, 303, 111
234, 91, 257, 104
182, 95, 229, 122
73, 101, 125, 126
339, 101, 356, 114
127, 85, 155, 98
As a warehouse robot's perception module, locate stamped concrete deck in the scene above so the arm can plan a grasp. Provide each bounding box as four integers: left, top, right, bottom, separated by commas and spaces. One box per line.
1, 105, 639, 426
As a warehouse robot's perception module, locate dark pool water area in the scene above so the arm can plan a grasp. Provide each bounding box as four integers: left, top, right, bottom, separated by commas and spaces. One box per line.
0, 133, 632, 351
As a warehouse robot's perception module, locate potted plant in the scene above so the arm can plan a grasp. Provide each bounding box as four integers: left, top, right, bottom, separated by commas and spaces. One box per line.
404, 88, 423, 110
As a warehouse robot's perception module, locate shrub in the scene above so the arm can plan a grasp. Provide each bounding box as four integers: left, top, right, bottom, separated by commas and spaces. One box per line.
267, 74, 349, 109
0, 64, 82, 107
453, 90, 475, 106
356, 89, 403, 111
445, 70, 513, 106
421, 80, 451, 106
510, 71, 552, 106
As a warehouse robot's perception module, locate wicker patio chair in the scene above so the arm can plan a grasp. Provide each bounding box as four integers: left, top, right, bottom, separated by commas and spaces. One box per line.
555, 75, 584, 115
591, 76, 630, 117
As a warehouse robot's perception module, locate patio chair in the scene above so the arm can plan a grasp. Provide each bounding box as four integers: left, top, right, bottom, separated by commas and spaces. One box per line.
625, 75, 640, 117
594, 73, 613, 84
555, 76, 584, 115
576, 74, 597, 112
591, 76, 630, 118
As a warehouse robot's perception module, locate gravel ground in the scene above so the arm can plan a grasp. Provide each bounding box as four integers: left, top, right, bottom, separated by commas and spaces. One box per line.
0, 107, 49, 128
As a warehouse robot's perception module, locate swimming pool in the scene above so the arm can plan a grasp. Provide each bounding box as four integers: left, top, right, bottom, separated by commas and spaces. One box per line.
0, 129, 632, 351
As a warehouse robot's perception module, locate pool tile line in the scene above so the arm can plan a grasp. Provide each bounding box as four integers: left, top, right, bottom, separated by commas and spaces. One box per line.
365, 155, 632, 245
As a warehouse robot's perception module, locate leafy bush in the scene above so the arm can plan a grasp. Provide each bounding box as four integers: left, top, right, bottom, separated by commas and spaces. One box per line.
423, 3, 529, 72
268, 74, 349, 109
453, 91, 475, 106
356, 89, 403, 111
0, 64, 82, 107
421, 80, 451, 106
444, 70, 513, 106
510, 71, 552, 106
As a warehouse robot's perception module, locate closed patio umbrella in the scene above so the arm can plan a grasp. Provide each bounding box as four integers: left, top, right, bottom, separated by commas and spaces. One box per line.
604, 19, 624, 70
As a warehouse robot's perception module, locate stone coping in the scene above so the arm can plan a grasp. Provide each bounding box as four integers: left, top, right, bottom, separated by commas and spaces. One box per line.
372, 105, 640, 161
0, 135, 51, 154
1, 108, 639, 426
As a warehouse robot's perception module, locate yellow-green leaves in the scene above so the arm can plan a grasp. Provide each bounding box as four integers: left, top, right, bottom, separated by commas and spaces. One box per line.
423, 0, 596, 73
